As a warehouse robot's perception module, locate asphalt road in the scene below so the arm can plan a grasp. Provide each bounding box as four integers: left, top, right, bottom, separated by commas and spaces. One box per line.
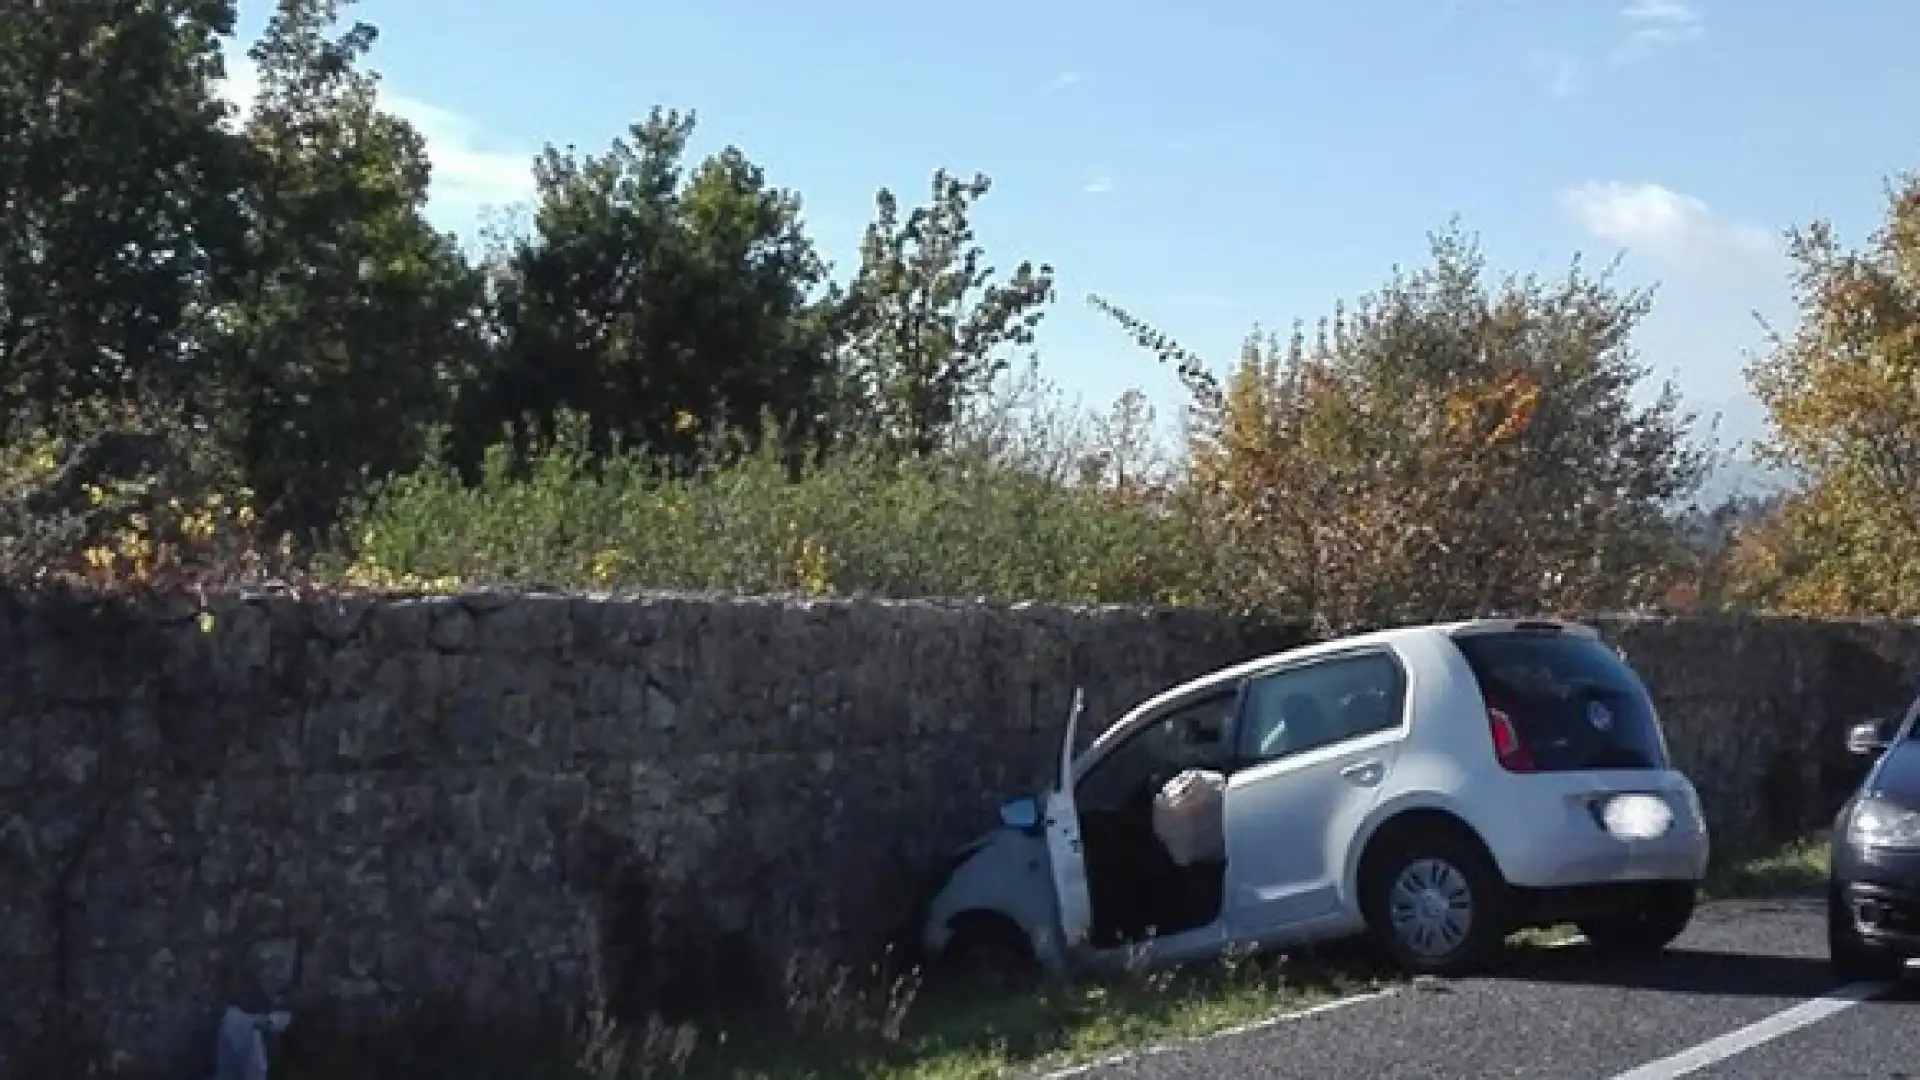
1044, 898, 1920, 1080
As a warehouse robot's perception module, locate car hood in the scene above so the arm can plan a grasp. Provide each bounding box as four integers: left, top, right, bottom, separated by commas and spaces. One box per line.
949, 829, 998, 863
1868, 741, 1920, 806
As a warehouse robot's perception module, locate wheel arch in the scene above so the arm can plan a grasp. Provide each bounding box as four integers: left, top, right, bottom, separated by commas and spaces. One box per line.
943, 908, 1034, 954
922, 828, 1059, 948
1345, 796, 1507, 908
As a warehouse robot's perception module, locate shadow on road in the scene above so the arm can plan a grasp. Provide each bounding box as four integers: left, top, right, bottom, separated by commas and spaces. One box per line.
1492, 943, 1869, 1000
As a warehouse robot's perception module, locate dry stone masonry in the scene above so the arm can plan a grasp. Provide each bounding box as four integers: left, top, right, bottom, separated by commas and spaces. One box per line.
0, 589, 1914, 1072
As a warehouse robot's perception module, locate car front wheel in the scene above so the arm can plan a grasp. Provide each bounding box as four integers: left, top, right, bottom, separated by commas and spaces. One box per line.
936, 913, 1040, 990
1362, 829, 1508, 977
1576, 883, 1696, 955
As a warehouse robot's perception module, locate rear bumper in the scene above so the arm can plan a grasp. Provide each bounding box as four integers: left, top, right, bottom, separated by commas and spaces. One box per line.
1486, 787, 1710, 890
1502, 829, 1709, 889
1834, 843, 1920, 956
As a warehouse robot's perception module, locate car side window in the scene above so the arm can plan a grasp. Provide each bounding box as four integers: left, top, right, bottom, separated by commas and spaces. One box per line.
1076, 688, 1239, 814
1236, 651, 1405, 764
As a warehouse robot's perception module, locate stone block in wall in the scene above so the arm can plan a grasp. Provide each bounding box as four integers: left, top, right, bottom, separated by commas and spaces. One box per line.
1605, 618, 1752, 692
1820, 622, 1920, 719
67, 944, 222, 1071
74, 800, 217, 954
0, 958, 52, 1064
299, 696, 408, 772
0, 871, 51, 961
470, 592, 577, 656
0, 697, 35, 789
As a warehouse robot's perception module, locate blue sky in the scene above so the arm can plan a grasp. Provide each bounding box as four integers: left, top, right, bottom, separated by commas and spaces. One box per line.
223, 0, 1918, 469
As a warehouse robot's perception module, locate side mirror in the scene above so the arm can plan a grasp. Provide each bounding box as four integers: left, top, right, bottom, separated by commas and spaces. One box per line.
999, 795, 1041, 831
1847, 719, 1894, 757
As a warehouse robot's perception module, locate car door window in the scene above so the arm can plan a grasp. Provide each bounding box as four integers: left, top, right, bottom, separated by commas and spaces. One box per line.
1236, 652, 1405, 764
1076, 689, 1239, 814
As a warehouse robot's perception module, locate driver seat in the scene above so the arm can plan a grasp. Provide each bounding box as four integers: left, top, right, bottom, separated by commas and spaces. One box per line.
1280, 692, 1336, 754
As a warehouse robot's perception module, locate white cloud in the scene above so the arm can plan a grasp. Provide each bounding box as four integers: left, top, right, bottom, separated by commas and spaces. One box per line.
214, 53, 534, 219
1047, 71, 1083, 92
1082, 173, 1114, 195
1560, 181, 1777, 269
1529, 0, 1699, 94
377, 93, 536, 210
1616, 0, 1704, 57
219, 54, 261, 113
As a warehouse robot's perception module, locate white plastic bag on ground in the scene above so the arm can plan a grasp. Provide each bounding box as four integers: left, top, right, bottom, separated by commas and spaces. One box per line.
1151, 768, 1227, 866
211, 1006, 292, 1080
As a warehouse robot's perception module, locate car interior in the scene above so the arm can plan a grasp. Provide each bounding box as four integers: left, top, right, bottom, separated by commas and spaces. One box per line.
1076, 688, 1239, 947
1073, 659, 1403, 948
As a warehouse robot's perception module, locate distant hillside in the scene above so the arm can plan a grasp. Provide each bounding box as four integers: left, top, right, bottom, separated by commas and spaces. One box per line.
1696, 456, 1791, 509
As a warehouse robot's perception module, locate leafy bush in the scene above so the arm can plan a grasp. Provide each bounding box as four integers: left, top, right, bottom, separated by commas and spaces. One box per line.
1098, 227, 1710, 629
331, 410, 1200, 605
1733, 173, 1920, 615
0, 400, 284, 591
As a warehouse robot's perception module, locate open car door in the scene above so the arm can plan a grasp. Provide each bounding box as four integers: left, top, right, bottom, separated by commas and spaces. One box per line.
1044, 687, 1094, 951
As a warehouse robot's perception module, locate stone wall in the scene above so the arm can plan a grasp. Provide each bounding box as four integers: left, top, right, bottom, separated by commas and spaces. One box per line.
0, 588, 1310, 1073
1598, 615, 1916, 845
0, 590, 1916, 1073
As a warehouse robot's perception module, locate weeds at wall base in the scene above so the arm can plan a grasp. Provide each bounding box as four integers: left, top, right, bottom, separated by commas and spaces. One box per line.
199, 946, 1369, 1080
1701, 831, 1832, 900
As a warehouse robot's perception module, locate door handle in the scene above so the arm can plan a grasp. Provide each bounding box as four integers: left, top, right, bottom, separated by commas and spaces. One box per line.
1340, 761, 1384, 786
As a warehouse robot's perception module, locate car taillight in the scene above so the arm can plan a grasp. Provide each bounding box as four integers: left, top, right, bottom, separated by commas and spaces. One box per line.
1487, 706, 1535, 772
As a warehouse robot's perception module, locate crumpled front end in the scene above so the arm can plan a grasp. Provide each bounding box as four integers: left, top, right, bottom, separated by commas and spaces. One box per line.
920, 826, 1068, 976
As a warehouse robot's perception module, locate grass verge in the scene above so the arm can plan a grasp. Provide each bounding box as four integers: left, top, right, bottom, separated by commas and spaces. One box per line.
676, 951, 1387, 1080
264, 947, 1392, 1080
1702, 830, 1831, 900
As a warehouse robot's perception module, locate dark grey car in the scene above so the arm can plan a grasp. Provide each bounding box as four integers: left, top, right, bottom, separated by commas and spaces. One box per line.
1830, 700, 1920, 980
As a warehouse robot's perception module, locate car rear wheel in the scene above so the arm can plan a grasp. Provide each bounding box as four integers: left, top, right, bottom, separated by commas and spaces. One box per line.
1828, 884, 1905, 982
1576, 883, 1696, 955
1362, 828, 1508, 977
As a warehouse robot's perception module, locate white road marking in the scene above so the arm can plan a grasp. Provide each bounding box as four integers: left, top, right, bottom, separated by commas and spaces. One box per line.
1035, 987, 1398, 1080
1604, 980, 1893, 1080
1034, 934, 1592, 1079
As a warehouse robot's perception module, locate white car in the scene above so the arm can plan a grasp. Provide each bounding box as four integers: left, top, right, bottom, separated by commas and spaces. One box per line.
920, 618, 1711, 978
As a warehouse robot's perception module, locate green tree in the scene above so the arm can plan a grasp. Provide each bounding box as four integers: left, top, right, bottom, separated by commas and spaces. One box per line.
1100, 225, 1708, 627
219, 0, 485, 532
459, 108, 835, 469
833, 171, 1054, 456
0, 0, 250, 419
1737, 172, 1920, 614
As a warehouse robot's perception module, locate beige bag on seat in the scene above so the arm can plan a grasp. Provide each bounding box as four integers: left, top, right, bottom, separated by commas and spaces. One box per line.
1152, 767, 1227, 866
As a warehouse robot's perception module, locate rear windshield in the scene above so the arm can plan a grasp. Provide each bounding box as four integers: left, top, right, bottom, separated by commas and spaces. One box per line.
1453, 630, 1668, 771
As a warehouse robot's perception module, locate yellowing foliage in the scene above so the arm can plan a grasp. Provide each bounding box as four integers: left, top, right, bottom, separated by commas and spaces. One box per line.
0, 406, 285, 593
1444, 372, 1540, 447
76, 482, 263, 588
1738, 171, 1920, 615
791, 530, 835, 596
336, 551, 466, 593
1114, 226, 1703, 628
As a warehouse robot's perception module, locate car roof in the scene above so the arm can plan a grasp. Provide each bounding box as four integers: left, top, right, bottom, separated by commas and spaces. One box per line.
1090, 617, 1597, 749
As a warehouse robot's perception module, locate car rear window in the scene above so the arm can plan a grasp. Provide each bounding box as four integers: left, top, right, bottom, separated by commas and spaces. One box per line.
1453, 630, 1668, 772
